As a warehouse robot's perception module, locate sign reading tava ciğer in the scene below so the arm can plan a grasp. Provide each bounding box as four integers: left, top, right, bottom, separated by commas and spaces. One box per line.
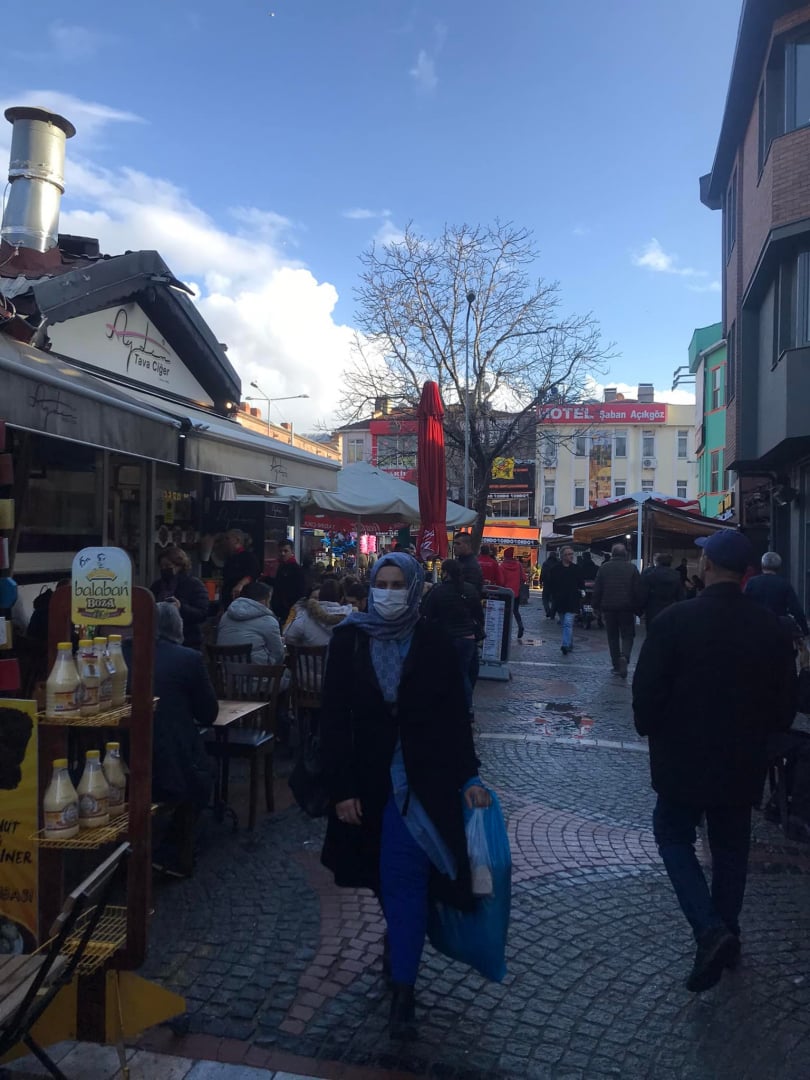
72, 547, 133, 626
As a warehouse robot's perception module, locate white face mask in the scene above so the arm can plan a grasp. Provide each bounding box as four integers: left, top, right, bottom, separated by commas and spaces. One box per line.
371, 587, 409, 621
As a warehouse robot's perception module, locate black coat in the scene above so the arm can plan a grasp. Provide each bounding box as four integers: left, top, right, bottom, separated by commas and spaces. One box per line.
632, 582, 797, 806
420, 580, 483, 639
271, 560, 307, 624
320, 622, 479, 910
149, 572, 211, 648
546, 562, 583, 614
592, 558, 640, 613
745, 573, 809, 634
457, 553, 484, 597
151, 640, 218, 805
639, 565, 683, 624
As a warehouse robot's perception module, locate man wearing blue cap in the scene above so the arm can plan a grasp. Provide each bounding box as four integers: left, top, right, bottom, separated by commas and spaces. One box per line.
632, 529, 797, 993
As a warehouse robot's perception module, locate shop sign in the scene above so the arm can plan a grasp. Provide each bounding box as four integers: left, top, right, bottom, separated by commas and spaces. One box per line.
538, 403, 668, 424
71, 547, 133, 626
489, 460, 535, 495
49, 303, 214, 406
0, 699, 38, 950
369, 418, 419, 435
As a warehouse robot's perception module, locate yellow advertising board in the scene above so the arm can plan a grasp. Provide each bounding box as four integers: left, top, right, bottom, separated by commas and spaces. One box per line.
0, 699, 38, 950
71, 546, 133, 627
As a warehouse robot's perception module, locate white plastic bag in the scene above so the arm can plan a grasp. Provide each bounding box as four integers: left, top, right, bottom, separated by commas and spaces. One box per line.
466, 807, 494, 896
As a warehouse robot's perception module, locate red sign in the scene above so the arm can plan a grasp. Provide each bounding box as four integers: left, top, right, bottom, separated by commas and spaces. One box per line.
369, 419, 419, 435
538, 403, 668, 424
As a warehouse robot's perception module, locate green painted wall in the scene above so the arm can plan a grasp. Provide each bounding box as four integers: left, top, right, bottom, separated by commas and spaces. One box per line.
688, 323, 727, 518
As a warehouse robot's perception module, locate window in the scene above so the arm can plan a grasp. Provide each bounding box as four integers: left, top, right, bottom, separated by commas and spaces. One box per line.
641, 479, 655, 492
574, 435, 588, 457
346, 437, 365, 464
759, 34, 810, 170
710, 450, 722, 494
543, 482, 556, 509
724, 169, 737, 262
642, 431, 655, 459
574, 482, 586, 509
614, 430, 627, 458
788, 36, 810, 129
375, 434, 417, 470
676, 480, 688, 500
540, 435, 557, 467
677, 429, 689, 458
726, 322, 736, 402
614, 480, 626, 498
489, 495, 530, 519
711, 365, 723, 411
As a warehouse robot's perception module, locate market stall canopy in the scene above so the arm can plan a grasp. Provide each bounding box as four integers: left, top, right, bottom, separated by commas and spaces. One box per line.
271, 461, 477, 527
554, 495, 729, 548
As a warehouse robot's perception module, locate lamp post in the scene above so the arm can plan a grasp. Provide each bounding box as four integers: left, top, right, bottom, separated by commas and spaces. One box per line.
245, 381, 309, 438
463, 289, 476, 508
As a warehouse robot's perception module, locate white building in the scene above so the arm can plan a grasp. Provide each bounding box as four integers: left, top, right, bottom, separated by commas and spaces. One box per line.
536, 385, 696, 538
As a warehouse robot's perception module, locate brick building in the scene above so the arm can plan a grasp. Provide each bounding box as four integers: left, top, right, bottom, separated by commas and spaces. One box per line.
701, 0, 810, 600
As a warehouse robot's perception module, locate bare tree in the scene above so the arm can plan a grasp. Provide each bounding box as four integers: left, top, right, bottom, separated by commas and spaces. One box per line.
340, 221, 611, 545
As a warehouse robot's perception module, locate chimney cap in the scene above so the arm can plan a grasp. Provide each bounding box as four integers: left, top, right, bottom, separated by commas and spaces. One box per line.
5, 106, 75, 139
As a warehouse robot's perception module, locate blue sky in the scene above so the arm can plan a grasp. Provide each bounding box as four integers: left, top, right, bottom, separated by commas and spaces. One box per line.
2, 1, 742, 428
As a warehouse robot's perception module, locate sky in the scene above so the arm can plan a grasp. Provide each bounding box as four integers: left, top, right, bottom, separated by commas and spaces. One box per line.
1, 1, 743, 431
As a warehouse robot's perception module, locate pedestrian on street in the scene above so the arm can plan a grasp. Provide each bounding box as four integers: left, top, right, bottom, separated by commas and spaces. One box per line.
638, 552, 684, 626
677, 557, 689, 587
547, 545, 582, 656
477, 545, 503, 588
420, 558, 484, 715
453, 534, 484, 597
632, 530, 797, 992
499, 547, 527, 639
592, 543, 641, 677
270, 540, 307, 628
319, 552, 490, 1039
149, 546, 211, 650
745, 551, 809, 634
540, 549, 559, 619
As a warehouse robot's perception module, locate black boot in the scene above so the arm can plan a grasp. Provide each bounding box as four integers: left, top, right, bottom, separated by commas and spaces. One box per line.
389, 982, 416, 1040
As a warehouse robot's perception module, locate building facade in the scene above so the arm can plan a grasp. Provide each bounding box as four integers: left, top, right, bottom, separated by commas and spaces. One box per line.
700, 0, 810, 600
536, 386, 696, 537
688, 323, 730, 518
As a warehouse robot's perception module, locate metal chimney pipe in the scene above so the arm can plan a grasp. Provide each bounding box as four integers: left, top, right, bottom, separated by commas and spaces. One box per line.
1, 106, 75, 253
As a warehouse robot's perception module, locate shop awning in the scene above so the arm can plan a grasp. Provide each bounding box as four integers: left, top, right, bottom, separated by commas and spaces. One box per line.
97, 386, 340, 491
482, 525, 539, 547
0, 335, 179, 463
554, 497, 730, 553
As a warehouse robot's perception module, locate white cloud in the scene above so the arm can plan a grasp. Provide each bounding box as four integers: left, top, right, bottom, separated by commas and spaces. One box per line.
688, 279, 722, 294
586, 379, 695, 406
0, 92, 355, 432
410, 49, 438, 93
572, 223, 591, 237
0, 90, 143, 141
633, 238, 705, 279
343, 207, 391, 220
48, 23, 108, 62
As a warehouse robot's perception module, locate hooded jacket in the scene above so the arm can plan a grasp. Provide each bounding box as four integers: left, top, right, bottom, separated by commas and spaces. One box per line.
284, 598, 353, 648
216, 597, 284, 665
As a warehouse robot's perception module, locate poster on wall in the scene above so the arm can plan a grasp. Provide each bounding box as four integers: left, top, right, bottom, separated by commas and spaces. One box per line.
71, 547, 133, 627
588, 433, 612, 508
0, 699, 38, 951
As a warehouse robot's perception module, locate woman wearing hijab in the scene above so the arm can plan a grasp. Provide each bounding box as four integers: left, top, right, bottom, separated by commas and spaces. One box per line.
320, 552, 490, 1039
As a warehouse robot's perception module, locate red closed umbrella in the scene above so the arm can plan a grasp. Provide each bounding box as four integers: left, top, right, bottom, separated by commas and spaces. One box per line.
415, 380, 448, 559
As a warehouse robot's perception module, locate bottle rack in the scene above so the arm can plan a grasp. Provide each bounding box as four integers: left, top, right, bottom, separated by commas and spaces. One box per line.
41, 585, 156, 1042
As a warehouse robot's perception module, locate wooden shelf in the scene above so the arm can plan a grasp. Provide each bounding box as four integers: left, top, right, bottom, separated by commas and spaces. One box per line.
38, 701, 132, 728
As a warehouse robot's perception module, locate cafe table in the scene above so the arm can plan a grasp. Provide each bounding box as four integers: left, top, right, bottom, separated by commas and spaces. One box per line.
210, 699, 269, 825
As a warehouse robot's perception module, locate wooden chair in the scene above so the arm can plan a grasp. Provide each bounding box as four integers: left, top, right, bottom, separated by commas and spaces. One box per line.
288, 644, 328, 713
204, 663, 285, 830
0, 843, 130, 1080
205, 642, 252, 697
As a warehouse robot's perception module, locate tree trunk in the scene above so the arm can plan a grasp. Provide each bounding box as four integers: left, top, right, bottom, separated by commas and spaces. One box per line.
470, 482, 490, 552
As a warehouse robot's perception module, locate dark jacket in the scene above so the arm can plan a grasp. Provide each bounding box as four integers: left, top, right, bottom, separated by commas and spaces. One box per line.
546, 561, 582, 614
149, 571, 210, 648
320, 622, 479, 910
271, 559, 307, 625
222, 549, 261, 608
745, 573, 809, 634
592, 557, 641, 613
421, 580, 484, 639
632, 582, 797, 806
457, 553, 484, 597
151, 640, 218, 806
639, 565, 683, 624
577, 555, 598, 583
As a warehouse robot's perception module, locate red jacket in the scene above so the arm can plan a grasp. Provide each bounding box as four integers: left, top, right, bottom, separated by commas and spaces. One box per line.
500, 558, 525, 598
477, 554, 503, 587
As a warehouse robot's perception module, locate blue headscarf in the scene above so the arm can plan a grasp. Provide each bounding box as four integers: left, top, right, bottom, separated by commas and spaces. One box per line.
341, 552, 424, 702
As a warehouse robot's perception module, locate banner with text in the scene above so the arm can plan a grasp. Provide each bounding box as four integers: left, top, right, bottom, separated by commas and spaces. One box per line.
0, 699, 38, 950
537, 403, 668, 424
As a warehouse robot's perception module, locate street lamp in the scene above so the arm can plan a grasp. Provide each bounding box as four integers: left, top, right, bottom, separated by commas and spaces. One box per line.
245, 381, 310, 437
463, 289, 476, 508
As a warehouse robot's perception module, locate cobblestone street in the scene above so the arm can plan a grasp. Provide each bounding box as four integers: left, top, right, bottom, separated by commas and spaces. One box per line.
133, 597, 810, 1079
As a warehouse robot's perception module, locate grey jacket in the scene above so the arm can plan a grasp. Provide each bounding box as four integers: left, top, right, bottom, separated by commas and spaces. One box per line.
593, 558, 641, 613
216, 597, 284, 665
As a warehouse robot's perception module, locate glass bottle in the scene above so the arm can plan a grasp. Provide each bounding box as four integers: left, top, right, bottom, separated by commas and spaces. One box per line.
106, 635, 129, 708
102, 742, 127, 818
45, 642, 81, 718
94, 636, 113, 711
77, 750, 110, 829
43, 758, 80, 839
76, 639, 100, 717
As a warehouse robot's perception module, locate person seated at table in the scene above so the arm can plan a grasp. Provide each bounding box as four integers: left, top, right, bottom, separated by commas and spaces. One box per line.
344, 581, 368, 612
216, 581, 284, 666
150, 602, 218, 876
284, 579, 353, 649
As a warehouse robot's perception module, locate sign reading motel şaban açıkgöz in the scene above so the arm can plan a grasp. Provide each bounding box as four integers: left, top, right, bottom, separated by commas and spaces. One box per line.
537, 403, 668, 424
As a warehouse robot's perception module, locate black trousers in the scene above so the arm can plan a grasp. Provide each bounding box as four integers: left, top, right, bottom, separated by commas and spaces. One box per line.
512, 597, 524, 633
603, 610, 635, 667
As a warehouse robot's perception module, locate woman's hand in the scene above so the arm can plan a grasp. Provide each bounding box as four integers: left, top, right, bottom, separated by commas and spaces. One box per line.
335, 798, 363, 826
464, 784, 491, 809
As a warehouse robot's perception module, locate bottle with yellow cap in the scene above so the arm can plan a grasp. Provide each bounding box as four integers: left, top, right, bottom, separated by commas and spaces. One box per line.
45, 642, 81, 718
103, 742, 127, 818
77, 750, 109, 828
107, 634, 128, 708
43, 759, 80, 839
76, 639, 100, 716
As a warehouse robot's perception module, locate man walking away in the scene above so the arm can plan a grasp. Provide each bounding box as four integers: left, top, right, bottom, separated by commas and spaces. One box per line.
540, 550, 560, 619
500, 547, 527, 639
745, 551, 809, 635
454, 534, 484, 597
633, 530, 797, 993
592, 543, 641, 677
477, 545, 503, 588
548, 546, 582, 656
639, 553, 684, 626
